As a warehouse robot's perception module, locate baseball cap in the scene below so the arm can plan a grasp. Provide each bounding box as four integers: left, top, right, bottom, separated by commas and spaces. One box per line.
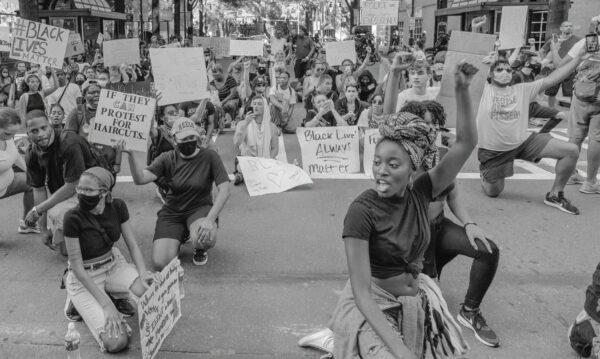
171, 117, 200, 141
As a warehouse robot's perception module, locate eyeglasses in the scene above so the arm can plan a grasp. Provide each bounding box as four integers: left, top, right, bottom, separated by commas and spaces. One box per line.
75, 186, 103, 195
494, 67, 513, 73
371, 99, 383, 105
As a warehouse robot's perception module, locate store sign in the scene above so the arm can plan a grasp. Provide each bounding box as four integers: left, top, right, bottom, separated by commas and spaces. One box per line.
449, 0, 497, 7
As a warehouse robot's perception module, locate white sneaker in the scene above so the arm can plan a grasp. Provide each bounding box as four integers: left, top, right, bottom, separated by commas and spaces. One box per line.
567, 172, 585, 185
297, 328, 334, 353
580, 181, 600, 194
18, 219, 40, 234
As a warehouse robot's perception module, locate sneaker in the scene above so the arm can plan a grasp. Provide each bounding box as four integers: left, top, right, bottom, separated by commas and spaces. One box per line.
567, 172, 585, 185
297, 328, 334, 353
64, 298, 82, 322
457, 306, 500, 348
233, 172, 244, 186
193, 249, 208, 266
109, 295, 135, 317
544, 191, 580, 215
580, 182, 600, 194
18, 219, 40, 234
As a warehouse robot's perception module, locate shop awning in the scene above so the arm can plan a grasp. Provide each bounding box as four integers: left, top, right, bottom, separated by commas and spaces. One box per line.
436, 1, 548, 16
39, 0, 127, 20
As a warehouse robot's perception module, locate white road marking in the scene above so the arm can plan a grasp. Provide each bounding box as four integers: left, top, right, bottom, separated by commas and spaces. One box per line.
275, 135, 288, 163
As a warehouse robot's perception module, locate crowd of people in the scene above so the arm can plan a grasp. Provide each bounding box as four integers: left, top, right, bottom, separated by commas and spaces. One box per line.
1, 13, 600, 358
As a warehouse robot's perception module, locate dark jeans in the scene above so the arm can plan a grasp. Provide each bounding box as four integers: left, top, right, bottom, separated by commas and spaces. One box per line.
423, 216, 500, 309
294, 58, 309, 80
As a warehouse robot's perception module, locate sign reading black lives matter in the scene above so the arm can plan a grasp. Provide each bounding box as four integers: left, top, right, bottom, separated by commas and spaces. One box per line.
9, 18, 68, 68
88, 89, 156, 153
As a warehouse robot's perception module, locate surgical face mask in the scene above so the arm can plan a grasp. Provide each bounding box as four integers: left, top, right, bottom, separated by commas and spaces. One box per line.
97, 80, 108, 88
177, 140, 198, 156
493, 69, 512, 85
77, 193, 102, 211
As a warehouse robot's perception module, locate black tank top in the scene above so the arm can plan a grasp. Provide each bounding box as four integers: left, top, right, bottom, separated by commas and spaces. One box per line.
26, 92, 45, 113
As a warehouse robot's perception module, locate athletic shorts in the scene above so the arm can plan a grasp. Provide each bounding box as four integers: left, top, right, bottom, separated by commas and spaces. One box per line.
478, 132, 552, 182
153, 205, 214, 242
529, 102, 559, 119
568, 96, 600, 142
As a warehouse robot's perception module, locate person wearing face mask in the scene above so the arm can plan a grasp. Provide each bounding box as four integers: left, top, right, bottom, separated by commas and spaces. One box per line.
75, 73, 87, 87
63, 166, 158, 353
335, 83, 369, 126
126, 117, 230, 269
47, 69, 82, 118
269, 71, 297, 134
476, 49, 589, 215
394, 61, 440, 112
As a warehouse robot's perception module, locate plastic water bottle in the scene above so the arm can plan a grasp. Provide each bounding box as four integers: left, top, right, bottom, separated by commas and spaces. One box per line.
65, 322, 81, 359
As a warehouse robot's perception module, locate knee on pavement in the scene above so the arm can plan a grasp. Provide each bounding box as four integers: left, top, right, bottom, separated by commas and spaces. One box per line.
101, 332, 129, 353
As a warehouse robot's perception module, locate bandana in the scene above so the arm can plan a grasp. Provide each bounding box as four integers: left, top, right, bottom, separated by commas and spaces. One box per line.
378, 112, 438, 171
82, 166, 115, 202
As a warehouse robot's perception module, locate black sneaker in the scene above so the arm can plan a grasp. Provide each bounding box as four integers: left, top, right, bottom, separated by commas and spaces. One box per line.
64, 298, 82, 322
193, 249, 208, 266
544, 191, 580, 215
457, 305, 500, 348
109, 295, 135, 317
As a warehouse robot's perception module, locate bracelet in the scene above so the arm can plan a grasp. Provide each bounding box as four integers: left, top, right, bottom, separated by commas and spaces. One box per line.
463, 222, 477, 229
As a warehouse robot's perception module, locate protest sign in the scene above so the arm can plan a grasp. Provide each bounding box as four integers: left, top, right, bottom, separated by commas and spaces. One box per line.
65, 32, 84, 57
193, 36, 230, 58
0, 26, 9, 52
103, 38, 141, 66
138, 258, 183, 359
229, 39, 264, 57
106, 80, 153, 98
9, 18, 68, 68
150, 47, 211, 105
363, 129, 382, 178
297, 126, 361, 178
498, 6, 528, 50
237, 156, 312, 196
271, 38, 284, 54
324, 40, 357, 66
87, 89, 155, 152
360, 1, 399, 26
97, 33, 104, 44
437, 31, 496, 127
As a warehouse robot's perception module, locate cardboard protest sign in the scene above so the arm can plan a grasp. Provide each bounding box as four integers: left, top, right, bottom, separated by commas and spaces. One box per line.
297, 126, 361, 178
271, 38, 285, 54
0, 26, 9, 52
87, 89, 155, 152
9, 18, 68, 68
363, 129, 382, 178
498, 6, 528, 50
138, 258, 183, 359
324, 40, 357, 66
65, 32, 84, 57
360, 1, 399, 26
437, 31, 496, 127
237, 156, 312, 196
106, 81, 153, 98
193, 36, 230, 58
103, 38, 141, 66
150, 47, 211, 105
229, 39, 264, 57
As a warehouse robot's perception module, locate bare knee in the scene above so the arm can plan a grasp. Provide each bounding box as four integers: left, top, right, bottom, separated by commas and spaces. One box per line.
101, 332, 129, 353
152, 253, 172, 271
564, 143, 580, 159
481, 180, 504, 197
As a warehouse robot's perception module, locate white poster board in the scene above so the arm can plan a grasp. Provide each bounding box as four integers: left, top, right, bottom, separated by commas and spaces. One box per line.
271, 38, 284, 54
297, 126, 361, 178
65, 32, 84, 57
150, 47, 211, 105
138, 258, 183, 359
363, 129, 382, 178
193, 37, 230, 58
229, 39, 264, 57
237, 156, 313, 196
9, 18, 68, 68
88, 89, 155, 152
324, 40, 357, 66
498, 6, 528, 50
103, 38, 141, 66
360, 1, 399, 26
0, 26, 9, 42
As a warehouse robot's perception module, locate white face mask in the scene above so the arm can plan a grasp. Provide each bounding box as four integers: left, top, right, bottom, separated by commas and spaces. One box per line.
493, 71, 512, 85
97, 80, 108, 88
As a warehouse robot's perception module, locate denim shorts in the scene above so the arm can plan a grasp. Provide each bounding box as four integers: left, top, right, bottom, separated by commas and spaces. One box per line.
66, 247, 138, 350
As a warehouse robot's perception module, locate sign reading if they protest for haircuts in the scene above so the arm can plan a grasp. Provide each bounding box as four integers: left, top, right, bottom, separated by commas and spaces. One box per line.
88, 89, 156, 152
9, 18, 68, 68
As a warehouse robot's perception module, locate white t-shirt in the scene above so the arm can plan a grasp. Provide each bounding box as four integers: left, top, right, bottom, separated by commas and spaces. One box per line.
568, 37, 598, 59
269, 85, 296, 105
47, 83, 82, 116
476, 80, 543, 152
395, 87, 440, 112
0, 139, 25, 197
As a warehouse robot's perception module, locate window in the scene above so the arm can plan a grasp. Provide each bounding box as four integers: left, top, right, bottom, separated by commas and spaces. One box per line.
411, 18, 423, 44
529, 10, 548, 50
494, 11, 502, 34
398, 21, 404, 45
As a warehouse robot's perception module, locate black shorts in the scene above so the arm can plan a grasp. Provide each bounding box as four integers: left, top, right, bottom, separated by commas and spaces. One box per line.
529, 102, 559, 119
153, 205, 215, 242
544, 74, 574, 97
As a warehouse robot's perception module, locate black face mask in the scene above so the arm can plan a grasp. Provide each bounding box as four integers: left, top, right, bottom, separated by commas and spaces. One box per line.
177, 140, 198, 156
76, 79, 85, 85
258, 67, 267, 75
78, 193, 101, 211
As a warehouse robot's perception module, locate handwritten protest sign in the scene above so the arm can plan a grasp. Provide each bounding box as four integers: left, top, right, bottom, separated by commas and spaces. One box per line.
150, 47, 211, 105
360, 1, 399, 26
0, 26, 9, 52
229, 39, 264, 57
498, 6, 528, 50
88, 89, 155, 152
437, 31, 496, 127
271, 38, 284, 54
324, 40, 357, 66
297, 126, 360, 178
363, 129, 382, 178
103, 38, 141, 66
193, 36, 230, 58
9, 18, 68, 68
237, 156, 312, 196
138, 258, 182, 359
65, 32, 84, 57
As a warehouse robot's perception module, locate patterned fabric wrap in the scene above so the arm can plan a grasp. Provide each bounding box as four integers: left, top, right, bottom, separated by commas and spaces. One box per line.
378, 112, 438, 171
82, 166, 115, 203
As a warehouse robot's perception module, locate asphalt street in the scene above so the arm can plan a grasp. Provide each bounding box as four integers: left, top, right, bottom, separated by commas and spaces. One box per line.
1, 101, 599, 359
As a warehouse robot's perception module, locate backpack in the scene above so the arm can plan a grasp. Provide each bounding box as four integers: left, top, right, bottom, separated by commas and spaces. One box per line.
574, 57, 600, 104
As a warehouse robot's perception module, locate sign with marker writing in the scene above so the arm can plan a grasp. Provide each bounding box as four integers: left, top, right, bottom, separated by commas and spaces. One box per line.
138, 258, 183, 359
150, 47, 211, 105
103, 38, 141, 66
363, 129, 382, 178
9, 18, 68, 68
229, 39, 264, 57
324, 40, 357, 66
0, 25, 9, 52
297, 126, 361, 178
193, 36, 230, 58
237, 156, 313, 196
498, 6, 528, 50
88, 89, 155, 152
65, 31, 84, 57
360, 1, 399, 26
